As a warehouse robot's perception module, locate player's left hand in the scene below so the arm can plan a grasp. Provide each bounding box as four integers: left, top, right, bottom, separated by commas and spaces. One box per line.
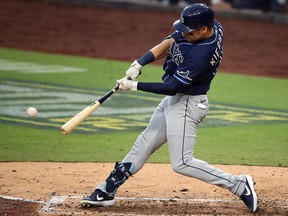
125, 60, 142, 81
116, 77, 138, 91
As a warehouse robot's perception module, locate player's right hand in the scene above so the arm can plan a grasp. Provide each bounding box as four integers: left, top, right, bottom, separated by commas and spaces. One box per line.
117, 77, 138, 91
125, 60, 142, 81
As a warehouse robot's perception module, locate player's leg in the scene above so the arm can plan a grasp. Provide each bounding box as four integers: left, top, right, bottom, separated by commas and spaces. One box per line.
121, 98, 169, 173
81, 97, 168, 206
166, 94, 245, 192
166, 94, 257, 212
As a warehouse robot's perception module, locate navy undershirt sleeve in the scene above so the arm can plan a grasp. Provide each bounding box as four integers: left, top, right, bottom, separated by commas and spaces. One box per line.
137, 78, 183, 95
137, 51, 155, 66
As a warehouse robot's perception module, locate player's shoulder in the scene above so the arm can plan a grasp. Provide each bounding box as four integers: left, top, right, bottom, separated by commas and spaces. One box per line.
214, 20, 224, 33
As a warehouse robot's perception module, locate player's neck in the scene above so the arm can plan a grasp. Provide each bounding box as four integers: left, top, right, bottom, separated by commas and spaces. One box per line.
203, 28, 214, 39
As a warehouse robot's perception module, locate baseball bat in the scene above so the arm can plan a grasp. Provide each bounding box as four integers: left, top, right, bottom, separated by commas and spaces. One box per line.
61, 85, 119, 135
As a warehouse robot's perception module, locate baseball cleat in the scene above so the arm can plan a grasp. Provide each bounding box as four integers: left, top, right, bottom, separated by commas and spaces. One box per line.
80, 189, 115, 207
240, 175, 258, 213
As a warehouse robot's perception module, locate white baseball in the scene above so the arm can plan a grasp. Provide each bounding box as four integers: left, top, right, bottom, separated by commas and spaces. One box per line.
27, 107, 38, 118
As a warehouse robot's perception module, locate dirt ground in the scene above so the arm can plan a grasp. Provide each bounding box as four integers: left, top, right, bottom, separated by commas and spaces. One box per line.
0, 0, 287, 215
0, 163, 287, 215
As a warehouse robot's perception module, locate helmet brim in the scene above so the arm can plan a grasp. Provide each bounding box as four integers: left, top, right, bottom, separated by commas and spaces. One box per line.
173, 20, 195, 33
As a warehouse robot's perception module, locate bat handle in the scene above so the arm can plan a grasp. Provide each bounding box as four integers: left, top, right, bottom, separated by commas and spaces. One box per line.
96, 77, 131, 104
114, 76, 131, 91
98, 86, 118, 104
114, 84, 120, 91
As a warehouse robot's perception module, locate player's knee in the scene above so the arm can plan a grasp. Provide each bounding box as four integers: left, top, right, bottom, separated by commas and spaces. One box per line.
171, 156, 196, 175
171, 160, 186, 175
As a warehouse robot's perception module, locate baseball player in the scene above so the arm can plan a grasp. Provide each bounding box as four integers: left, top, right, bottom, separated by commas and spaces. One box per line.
81, 3, 258, 213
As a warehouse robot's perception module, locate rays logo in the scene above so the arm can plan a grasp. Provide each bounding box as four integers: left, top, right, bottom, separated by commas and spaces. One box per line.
177, 70, 192, 81
170, 43, 184, 66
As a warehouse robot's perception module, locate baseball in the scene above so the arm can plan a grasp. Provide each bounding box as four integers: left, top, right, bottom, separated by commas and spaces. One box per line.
26, 107, 38, 119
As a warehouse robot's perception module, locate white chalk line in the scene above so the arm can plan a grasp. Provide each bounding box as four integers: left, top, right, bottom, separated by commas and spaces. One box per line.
0, 58, 87, 74
1, 194, 239, 215
0, 195, 47, 204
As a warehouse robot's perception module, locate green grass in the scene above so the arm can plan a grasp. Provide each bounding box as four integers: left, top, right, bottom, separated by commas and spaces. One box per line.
1, 123, 286, 166
0, 47, 129, 89
0, 47, 287, 166
195, 124, 287, 166
209, 72, 288, 110
1, 48, 287, 110
0, 124, 137, 162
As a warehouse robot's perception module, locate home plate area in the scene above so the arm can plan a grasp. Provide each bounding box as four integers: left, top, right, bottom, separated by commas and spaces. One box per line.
1, 194, 287, 215
0, 163, 287, 215
1, 195, 244, 215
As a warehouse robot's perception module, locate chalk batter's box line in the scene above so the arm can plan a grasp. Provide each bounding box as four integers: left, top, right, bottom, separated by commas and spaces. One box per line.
0, 194, 237, 203
1, 195, 239, 215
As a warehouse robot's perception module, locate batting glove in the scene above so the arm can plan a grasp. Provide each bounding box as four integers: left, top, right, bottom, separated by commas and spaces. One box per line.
116, 77, 138, 91
125, 60, 142, 81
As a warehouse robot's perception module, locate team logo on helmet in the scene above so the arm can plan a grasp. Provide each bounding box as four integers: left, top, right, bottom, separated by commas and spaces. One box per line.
180, 13, 184, 24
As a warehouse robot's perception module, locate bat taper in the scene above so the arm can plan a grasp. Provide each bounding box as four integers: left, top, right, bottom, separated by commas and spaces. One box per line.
61, 85, 119, 135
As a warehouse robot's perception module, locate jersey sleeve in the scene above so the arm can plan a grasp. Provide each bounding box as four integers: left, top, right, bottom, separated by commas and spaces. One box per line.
163, 31, 184, 42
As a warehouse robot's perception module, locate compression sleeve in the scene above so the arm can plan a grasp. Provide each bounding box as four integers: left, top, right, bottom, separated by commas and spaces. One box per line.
137, 78, 183, 95
137, 51, 155, 66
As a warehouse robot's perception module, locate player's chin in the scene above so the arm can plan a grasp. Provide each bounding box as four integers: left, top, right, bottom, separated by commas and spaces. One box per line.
186, 38, 196, 43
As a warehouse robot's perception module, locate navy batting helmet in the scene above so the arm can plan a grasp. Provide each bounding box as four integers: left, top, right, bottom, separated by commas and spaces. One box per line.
174, 3, 214, 33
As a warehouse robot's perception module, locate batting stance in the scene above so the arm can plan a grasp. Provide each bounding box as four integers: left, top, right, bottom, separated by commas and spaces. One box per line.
81, 3, 258, 213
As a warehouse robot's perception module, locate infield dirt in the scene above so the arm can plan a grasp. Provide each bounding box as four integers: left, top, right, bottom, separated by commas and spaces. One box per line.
0, 163, 287, 215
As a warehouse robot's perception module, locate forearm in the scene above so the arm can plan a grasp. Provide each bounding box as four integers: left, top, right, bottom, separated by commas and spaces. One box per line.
137, 37, 174, 66
149, 37, 174, 61
125, 35, 174, 80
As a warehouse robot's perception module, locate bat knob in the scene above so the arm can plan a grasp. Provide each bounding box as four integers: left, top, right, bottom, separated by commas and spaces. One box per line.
61, 127, 68, 135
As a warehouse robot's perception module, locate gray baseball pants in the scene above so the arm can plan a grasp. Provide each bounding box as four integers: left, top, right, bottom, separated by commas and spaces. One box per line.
98, 93, 246, 197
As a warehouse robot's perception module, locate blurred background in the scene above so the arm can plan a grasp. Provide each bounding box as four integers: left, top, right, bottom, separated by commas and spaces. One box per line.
44, 0, 288, 22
